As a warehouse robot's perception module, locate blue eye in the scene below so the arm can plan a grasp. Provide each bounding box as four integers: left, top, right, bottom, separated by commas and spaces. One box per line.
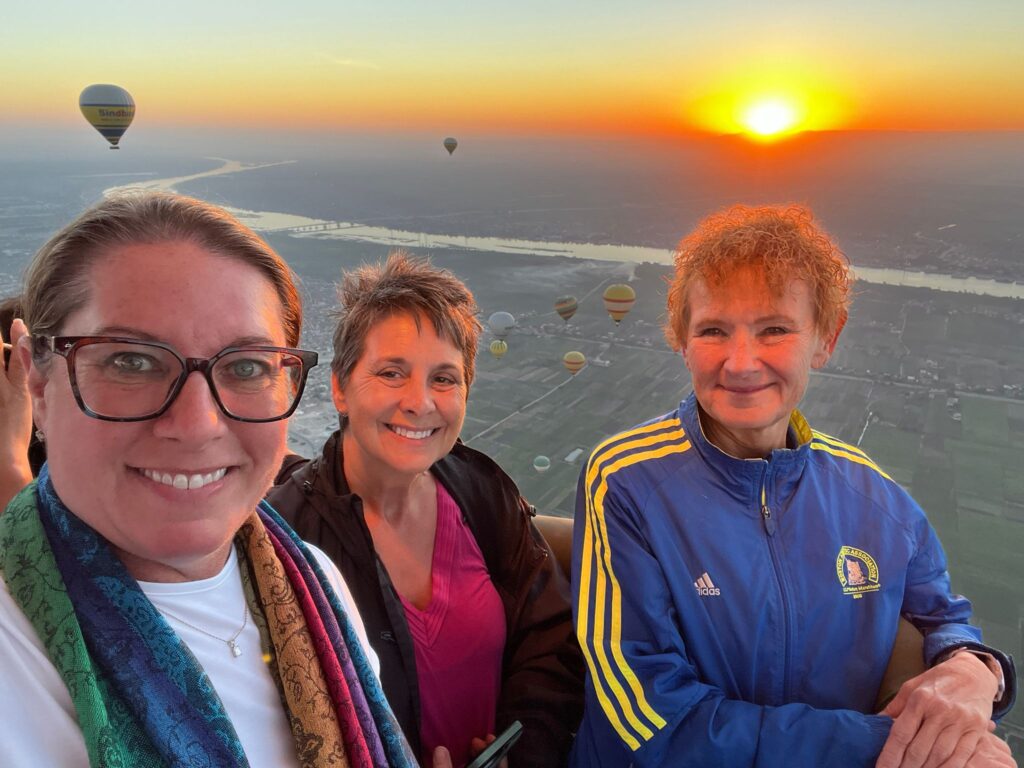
110, 352, 158, 373
227, 358, 271, 379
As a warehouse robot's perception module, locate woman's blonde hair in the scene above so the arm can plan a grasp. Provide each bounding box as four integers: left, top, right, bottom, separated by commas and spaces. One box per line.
23, 191, 302, 356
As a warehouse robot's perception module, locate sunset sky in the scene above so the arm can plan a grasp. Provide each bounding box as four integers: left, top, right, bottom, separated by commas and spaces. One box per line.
4, 0, 1024, 139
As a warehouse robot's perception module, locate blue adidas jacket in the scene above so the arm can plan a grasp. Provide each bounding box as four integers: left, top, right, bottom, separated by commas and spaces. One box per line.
571, 393, 1015, 768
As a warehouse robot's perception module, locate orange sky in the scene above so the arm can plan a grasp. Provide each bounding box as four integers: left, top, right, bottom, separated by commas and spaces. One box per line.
4, 1, 1024, 138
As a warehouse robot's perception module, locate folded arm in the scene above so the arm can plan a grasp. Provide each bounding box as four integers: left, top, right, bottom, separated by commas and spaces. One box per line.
876, 515, 1016, 768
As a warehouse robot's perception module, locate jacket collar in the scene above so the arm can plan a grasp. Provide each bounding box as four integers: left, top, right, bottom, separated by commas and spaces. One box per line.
678, 391, 813, 506
297, 430, 537, 588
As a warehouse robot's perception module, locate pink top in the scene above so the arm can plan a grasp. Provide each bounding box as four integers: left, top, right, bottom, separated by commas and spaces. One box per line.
400, 481, 507, 768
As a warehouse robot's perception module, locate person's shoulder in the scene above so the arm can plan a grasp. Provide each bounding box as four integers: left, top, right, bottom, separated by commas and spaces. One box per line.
444, 440, 502, 471
307, 543, 342, 582
805, 428, 898, 487
804, 427, 924, 525
274, 452, 311, 486
584, 408, 693, 485
305, 543, 381, 676
305, 544, 361, 630
437, 441, 520, 497
0, 577, 38, 646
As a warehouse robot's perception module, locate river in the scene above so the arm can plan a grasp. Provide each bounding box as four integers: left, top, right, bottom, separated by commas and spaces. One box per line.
107, 159, 1024, 301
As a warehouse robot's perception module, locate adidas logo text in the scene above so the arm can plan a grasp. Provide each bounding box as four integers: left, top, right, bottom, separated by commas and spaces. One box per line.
694, 571, 721, 597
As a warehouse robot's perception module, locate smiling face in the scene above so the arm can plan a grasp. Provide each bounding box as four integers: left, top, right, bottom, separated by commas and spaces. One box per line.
27, 240, 289, 582
333, 312, 467, 487
681, 267, 839, 458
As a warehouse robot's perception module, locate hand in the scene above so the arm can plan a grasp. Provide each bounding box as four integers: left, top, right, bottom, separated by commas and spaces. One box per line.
432, 745, 453, 768
0, 318, 34, 505
963, 732, 1016, 767
876, 651, 999, 768
470, 734, 510, 768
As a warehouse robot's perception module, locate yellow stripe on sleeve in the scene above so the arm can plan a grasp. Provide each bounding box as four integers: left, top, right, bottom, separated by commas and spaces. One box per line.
810, 441, 893, 481
577, 420, 680, 748
811, 430, 870, 459
577, 420, 689, 750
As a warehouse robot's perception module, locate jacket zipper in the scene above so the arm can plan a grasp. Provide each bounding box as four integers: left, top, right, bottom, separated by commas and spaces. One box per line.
760, 468, 793, 703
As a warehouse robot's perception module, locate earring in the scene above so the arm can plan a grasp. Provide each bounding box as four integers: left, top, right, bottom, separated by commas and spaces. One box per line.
34, 429, 45, 442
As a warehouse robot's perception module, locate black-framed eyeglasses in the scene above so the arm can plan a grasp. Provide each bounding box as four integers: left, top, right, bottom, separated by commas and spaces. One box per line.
34, 336, 319, 423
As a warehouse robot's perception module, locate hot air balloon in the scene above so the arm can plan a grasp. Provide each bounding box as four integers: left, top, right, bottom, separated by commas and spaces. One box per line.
488, 311, 515, 341
489, 339, 508, 360
603, 283, 636, 325
443, 137, 458, 155
79, 84, 135, 149
563, 351, 586, 375
554, 295, 578, 323
533, 455, 551, 473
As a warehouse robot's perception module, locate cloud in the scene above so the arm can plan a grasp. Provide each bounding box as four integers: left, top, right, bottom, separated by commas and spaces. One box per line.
319, 53, 380, 70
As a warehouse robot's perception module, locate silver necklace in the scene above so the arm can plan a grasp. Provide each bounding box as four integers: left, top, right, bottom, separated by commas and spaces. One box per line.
158, 602, 249, 658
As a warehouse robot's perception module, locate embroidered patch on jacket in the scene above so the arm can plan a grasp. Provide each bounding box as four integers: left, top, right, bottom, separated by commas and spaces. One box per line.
836, 546, 880, 598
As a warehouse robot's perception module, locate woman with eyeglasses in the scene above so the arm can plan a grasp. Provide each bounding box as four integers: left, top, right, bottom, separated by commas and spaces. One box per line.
0, 192, 445, 768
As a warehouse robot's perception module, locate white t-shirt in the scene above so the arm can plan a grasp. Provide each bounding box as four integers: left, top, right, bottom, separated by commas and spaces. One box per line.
0, 544, 379, 768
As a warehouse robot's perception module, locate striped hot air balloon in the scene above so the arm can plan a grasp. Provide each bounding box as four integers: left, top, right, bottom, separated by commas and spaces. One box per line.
603, 284, 636, 325
79, 84, 135, 149
554, 295, 578, 323
563, 351, 586, 375
489, 339, 508, 359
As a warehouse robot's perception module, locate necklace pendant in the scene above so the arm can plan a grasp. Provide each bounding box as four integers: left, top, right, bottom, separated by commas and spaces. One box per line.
228, 640, 242, 658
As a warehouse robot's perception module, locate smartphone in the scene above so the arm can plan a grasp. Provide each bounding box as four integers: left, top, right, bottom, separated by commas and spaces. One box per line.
464, 721, 523, 768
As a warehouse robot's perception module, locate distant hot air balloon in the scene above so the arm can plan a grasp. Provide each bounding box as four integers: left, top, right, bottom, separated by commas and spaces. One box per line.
554, 295, 578, 323
603, 283, 636, 325
563, 351, 586, 375
533, 455, 551, 473
443, 137, 458, 155
79, 84, 135, 149
489, 340, 508, 360
488, 311, 515, 341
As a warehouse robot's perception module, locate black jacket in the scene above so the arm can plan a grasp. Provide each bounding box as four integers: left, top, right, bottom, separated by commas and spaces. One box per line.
267, 432, 584, 767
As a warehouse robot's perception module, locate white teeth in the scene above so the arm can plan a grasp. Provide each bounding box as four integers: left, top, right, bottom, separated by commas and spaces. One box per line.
142, 468, 227, 490
391, 426, 435, 440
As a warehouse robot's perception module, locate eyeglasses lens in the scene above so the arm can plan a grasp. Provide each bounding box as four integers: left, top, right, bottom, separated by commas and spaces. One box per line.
72, 342, 303, 420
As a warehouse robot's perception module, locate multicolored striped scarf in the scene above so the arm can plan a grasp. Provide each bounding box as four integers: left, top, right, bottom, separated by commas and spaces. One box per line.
0, 467, 417, 768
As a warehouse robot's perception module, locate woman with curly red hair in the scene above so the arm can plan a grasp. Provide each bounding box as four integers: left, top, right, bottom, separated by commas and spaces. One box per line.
571, 204, 1015, 768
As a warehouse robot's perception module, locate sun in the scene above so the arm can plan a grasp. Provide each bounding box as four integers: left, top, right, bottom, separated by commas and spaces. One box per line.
740, 97, 802, 141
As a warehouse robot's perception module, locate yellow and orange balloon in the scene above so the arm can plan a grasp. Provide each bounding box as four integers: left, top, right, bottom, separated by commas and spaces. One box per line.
489, 340, 508, 360
602, 284, 636, 325
554, 295, 578, 323
563, 351, 586, 375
